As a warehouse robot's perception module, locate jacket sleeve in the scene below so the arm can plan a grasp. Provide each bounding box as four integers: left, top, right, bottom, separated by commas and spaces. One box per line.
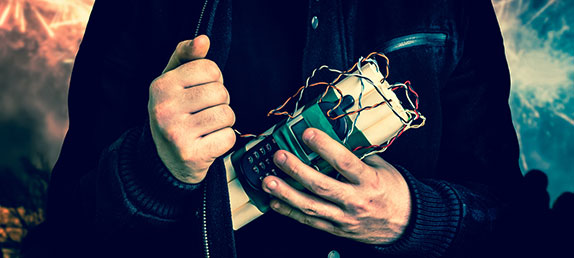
374, 1, 524, 257
94, 123, 203, 231
46, 0, 208, 255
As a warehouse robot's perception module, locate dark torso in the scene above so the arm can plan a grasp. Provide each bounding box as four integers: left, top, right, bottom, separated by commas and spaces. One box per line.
225, 2, 355, 257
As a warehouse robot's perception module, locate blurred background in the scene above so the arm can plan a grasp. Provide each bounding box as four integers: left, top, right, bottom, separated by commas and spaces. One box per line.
0, 0, 572, 256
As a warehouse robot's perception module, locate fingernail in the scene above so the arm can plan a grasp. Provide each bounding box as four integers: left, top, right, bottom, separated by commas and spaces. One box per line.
188, 35, 201, 46
271, 201, 280, 210
275, 152, 287, 165
303, 129, 315, 142
187, 37, 198, 47
265, 180, 277, 192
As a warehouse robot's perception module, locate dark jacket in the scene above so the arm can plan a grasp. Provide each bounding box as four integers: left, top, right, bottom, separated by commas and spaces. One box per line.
45, 0, 524, 257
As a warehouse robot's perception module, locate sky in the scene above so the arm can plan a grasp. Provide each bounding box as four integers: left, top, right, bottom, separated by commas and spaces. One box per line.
493, 0, 574, 201
0, 0, 572, 203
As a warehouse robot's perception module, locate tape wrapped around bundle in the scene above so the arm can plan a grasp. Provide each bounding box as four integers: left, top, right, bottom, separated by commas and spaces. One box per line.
328, 63, 408, 145
226, 63, 410, 230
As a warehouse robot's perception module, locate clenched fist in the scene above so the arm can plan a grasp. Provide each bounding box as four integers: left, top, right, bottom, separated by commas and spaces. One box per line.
148, 35, 236, 184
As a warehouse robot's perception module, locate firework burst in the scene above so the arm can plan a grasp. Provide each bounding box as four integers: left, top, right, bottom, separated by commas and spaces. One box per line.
493, 0, 574, 199
493, 0, 574, 127
0, 0, 93, 34
0, 0, 94, 64
0, 0, 95, 177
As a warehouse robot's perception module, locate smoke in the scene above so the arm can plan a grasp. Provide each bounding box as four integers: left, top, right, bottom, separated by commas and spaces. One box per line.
0, 0, 93, 174
493, 0, 574, 201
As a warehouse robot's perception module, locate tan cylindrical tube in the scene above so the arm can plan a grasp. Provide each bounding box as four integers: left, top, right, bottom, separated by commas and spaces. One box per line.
226, 62, 411, 230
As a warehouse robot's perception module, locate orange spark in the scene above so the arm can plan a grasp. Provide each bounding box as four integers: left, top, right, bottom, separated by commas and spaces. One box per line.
0, 0, 95, 65
31, 4, 53, 38
0, 2, 11, 26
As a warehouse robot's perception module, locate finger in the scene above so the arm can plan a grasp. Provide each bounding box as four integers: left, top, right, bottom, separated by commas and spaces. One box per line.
196, 127, 236, 160
269, 199, 341, 236
167, 58, 223, 89
362, 154, 389, 168
272, 150, 351, 206
163, 35, 210, 74
301, 128, 367, 184
177, 82, 230, 113
188, 104, 235, 137
262, 176, 347, 221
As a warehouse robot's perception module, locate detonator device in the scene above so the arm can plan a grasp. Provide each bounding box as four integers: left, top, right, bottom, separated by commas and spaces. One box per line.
224, 57, 424, 230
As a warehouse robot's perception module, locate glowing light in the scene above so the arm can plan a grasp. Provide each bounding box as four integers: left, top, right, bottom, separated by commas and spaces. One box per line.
0, 0, 93, 32
0, 0, 94, 65
525, 0, 556, 25
553, 110, 574, 127
31, 4, 54, 38
516, 92, 540, 119
494, 0, 574, 129
0, 0, 95, 175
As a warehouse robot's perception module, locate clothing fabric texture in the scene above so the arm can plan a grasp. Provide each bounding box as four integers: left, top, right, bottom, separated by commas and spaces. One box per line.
42, 0, 526, 257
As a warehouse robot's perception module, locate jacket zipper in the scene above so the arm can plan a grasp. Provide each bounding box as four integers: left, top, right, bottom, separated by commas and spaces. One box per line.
195, 1, 210, 257
381, 32, 447, 54
202, 185, 210, 258
194, 0, 210, 37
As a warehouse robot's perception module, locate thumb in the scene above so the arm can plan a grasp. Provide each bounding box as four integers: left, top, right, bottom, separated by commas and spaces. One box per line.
162, 35, 210, 74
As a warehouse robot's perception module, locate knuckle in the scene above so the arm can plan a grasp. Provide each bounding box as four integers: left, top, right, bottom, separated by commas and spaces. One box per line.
348, 199, 369, 214
301, 203, 319, 216
309, 181, 330, 196
342, 217, 360, 230
147, 99, 159, 117
150, 75, 168, 94
334, 155, 361, 173
200, 59, 221, 82
331, 227, 347, 237
211, 83, 229, 104
149, 102, 163, 117
301, 215, 313, 226
150, 102, 173, 123
220, 105, 236, 126
289, 161, 306, 177
276, 190, 291, 204
163, 126, 182, 144
221, 127, 237, 147
338, 224, 359, 235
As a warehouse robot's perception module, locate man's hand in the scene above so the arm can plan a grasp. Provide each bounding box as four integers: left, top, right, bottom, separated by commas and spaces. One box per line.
148, 35, 236, 184
262, 128, 411, 245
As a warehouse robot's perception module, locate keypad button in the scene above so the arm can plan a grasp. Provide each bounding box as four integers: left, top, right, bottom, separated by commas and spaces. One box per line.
253, 166, 260, 174
259, 162, 266, 170
264, 158, 271, 165
265, 143, 272, 151
247, 156, 254, 164
259, 147, 266, 155
254, 152, 260, 159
